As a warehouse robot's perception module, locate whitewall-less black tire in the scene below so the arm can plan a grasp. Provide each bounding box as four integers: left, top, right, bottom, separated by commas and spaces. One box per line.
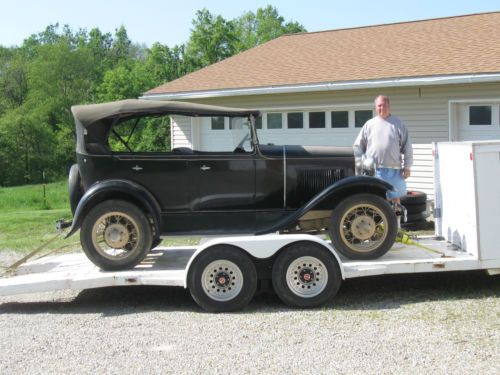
272, 241, 341, 308
187, 245, 257, 312
80, 200, 152, 270
329, 194, 398, 260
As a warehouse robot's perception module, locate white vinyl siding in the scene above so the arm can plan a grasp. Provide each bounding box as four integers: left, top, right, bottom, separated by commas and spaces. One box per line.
171, 115, 192, 148
405, 143, 434, 200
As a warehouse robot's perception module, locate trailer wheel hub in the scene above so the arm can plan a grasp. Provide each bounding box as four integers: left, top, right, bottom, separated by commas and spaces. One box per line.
215, 272, 230, 287
299, 269, 314, 283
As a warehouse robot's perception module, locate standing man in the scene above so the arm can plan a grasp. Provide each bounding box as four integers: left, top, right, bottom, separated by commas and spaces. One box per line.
354, 95, 413, 202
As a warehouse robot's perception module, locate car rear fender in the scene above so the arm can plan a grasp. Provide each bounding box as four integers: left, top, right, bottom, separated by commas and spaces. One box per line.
65, 179, 161, 238
255, 175, 393, 235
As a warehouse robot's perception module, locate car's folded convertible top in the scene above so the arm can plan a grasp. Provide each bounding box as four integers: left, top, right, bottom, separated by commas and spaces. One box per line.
71, 99, 261, 128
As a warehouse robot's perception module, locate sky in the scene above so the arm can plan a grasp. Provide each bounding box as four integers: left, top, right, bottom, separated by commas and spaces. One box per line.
0, 0, 499, 48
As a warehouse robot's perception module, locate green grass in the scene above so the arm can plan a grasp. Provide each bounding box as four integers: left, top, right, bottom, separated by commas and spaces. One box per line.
0, 180, 69, 211
0, 180, 199, 256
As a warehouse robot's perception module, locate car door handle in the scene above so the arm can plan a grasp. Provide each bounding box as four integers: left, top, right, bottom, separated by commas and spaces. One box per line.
200, 165, 211, 171
132, 165, 143, 171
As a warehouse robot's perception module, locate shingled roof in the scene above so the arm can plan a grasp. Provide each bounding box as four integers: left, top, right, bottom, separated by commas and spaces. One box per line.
145, 12, 500, 97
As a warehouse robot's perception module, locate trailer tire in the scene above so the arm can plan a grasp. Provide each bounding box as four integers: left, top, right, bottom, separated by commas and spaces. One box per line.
80, 200, 152, 270
272, 241, 341, 308
329, 193, 398, 260
188, 245, 257, 312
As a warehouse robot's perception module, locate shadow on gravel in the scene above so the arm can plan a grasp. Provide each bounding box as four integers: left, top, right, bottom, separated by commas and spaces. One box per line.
0, 271, 498, 315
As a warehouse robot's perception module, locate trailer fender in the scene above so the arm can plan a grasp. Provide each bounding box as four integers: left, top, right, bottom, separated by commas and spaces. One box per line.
256, 175, 393, 235
65, 179, 161, 238
184, 234, 345, 288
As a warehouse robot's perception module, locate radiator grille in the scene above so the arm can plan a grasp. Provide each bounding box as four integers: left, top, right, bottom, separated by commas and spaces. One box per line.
297, 169, 345, 200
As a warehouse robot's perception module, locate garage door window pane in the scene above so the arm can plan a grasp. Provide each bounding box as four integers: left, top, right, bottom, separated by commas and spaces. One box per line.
309, 112, 326, 128
331, 111, 349, 128
355, 110, 373, 128
288, 112, 303, 129
268, 113, 282, 129
211, 116, 225, 130
469, 106, 491, 125
255, 116, 262, 129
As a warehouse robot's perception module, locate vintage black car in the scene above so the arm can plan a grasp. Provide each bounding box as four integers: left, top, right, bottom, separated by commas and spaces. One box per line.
66, 99, 397, 270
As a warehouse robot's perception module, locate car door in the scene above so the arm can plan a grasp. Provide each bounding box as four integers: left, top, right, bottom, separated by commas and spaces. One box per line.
188, 152, 257, 234
110, 153, 194, 212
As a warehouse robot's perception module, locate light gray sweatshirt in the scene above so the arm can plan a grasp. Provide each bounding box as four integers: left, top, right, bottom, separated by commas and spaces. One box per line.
354, 114, 413, 169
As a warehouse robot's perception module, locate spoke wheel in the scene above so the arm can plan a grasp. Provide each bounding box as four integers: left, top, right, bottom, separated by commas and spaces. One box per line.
81, 200, 152, 270
272, 241, 341, 308
339, 203, 388, 253
188, 245, 257, 312
329, 194, 397, 260
91, 211, 141, 260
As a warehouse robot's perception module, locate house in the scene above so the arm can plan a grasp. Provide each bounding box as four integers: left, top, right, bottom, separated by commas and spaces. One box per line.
142, 12, 500, 199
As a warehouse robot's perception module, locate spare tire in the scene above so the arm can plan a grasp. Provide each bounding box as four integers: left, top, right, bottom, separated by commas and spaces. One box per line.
401, 190, 427, 205
404, 202, 427, 214
68, 164, 83, 215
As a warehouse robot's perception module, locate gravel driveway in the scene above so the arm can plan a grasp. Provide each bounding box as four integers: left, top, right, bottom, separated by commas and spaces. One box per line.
0, 255, 498, 375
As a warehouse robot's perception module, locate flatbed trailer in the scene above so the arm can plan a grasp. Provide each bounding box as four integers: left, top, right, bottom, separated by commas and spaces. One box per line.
1, 140, 499, 311
1, 233, 498, 311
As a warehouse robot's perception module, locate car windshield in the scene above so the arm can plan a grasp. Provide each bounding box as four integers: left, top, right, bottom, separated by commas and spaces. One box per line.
230, 118, 253, 152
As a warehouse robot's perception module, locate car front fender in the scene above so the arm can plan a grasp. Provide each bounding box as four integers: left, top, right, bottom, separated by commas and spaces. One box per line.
255, 175, 393, 235
65, 179, 161, 238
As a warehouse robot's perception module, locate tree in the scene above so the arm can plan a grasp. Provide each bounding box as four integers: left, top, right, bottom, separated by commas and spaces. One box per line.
144, 42, 187, 85
233, 5, 306, 53
111, 25, 132, 63
184, 9, 237, 71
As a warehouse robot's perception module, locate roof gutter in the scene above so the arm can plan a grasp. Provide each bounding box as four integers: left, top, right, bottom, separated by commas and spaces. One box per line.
141, 73, 500, 100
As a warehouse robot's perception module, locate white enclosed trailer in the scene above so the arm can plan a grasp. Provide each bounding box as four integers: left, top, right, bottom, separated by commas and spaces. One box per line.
1, 141, 499, 311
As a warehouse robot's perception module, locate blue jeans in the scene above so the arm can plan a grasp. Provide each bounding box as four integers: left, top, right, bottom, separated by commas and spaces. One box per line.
375, 168, 407, 199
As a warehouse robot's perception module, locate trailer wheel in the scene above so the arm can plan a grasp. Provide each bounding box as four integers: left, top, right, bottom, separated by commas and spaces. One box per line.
188, 245, 257, 312
80, 200, 152, 270
329, 193, 397, 260
272, 241, 341, 308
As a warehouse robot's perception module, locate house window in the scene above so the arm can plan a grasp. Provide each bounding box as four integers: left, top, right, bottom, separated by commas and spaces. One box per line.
331, 111, 349, 128
211, 116, 225, 130
267, 113, 282, 129
309, 112, 326, 128
355, 110, 373, 128
469, 106, 492, 125
288, 112, 303, 129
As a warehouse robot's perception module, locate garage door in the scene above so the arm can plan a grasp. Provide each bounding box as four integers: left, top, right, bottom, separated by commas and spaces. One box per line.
458, 102, 500, 141
197, 108, 373, 151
